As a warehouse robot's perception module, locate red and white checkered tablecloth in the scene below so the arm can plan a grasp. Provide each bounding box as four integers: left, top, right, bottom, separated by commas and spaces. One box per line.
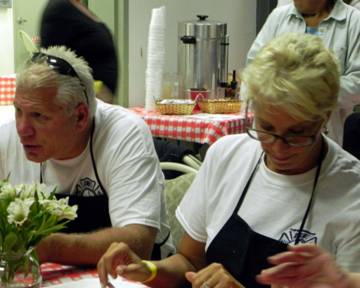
130, 107, 247, 145
0, 74, 16, 105
41, 263, 98, 286
41, 263, 148, 287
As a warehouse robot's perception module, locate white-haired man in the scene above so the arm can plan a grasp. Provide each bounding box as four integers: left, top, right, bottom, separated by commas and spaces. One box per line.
0, 46, 173, 265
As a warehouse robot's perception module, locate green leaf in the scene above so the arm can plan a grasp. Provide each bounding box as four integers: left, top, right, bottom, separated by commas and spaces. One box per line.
0, 180, 77, 253
3, 232, 18, 252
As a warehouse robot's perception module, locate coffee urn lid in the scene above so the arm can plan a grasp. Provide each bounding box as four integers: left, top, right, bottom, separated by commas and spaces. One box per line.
178, 15, 227, 39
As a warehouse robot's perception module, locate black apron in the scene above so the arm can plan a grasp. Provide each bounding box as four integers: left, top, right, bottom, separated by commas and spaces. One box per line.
40, 118, 165, 259
206, 144, 324, 287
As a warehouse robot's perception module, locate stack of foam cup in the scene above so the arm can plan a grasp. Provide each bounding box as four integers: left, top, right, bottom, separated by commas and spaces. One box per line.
145, 6, 166, 111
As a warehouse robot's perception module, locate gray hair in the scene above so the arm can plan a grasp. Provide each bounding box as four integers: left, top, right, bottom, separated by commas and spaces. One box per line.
16, 46, 97, 119
242, 32, 340, 122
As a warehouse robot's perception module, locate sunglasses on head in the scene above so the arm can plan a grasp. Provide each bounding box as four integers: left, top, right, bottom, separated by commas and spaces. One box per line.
31, 52, 89, 104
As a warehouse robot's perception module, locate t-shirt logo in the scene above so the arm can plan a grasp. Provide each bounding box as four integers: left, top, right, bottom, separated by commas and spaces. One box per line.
279, 228, 317, 245
75, 177, 103, 196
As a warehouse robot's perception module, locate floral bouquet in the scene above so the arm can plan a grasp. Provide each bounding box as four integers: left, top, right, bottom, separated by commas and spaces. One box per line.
0, 178, 77, 287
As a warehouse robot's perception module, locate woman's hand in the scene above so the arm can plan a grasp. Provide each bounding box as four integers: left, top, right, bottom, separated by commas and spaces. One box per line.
97, 242, 153, 287
256, 244, 350, 288
185, 262, 244, 288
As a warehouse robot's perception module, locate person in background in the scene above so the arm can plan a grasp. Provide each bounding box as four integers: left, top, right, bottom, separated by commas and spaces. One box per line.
96, 33, 360, 288
344, 0, 360, 9
0, 46, 173, 266
279, 0, 360, 9
247, 0, 360, 146
257, 244, 360, 288
277, 0, 292, 6
40, 0, 118, 103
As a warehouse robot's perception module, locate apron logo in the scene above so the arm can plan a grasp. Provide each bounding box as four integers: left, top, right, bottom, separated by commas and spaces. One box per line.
279, 228, 317, 245
76, 177, 103, 196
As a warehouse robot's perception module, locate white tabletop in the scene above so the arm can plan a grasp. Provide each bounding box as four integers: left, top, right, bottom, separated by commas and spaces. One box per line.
49, 277, 147, 288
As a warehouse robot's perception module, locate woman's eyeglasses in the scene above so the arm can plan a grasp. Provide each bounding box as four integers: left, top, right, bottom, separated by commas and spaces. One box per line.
246, 128, 317, 147
31, 52, 89, 104
244, 101, 321, 147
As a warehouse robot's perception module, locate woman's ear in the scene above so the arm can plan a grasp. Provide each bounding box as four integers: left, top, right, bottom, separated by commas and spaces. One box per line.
322, 111, 332, 134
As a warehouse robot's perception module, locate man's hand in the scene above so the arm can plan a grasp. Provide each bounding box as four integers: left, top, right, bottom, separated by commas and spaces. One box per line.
97, 242, 153, 287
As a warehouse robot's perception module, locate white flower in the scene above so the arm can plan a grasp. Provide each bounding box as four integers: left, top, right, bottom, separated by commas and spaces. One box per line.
7, 198, 34, 226
40, 198, 77, 221
16, 182, 53, 200
0, 183, 16, 200
0, 179, 77, 255
16, 183, 36, 199
34, 183, 53, 200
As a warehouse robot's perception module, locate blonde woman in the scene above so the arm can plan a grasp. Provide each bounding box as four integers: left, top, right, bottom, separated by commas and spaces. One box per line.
247, 0, 360, 145
97, 33, 360, 288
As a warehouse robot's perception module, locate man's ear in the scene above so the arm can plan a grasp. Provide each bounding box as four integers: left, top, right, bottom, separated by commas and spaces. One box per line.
74, 103, 90, 130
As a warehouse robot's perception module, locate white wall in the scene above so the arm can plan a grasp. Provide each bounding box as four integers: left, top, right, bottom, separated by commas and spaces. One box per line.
0, 1, 258, 105
88, 0, 115, 34
128, 0, 257, 107
0, 7, 15, 75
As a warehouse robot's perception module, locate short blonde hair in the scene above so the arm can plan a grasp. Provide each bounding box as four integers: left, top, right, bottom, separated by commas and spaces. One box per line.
17, 46, 96, 119
242, 32, 340, 121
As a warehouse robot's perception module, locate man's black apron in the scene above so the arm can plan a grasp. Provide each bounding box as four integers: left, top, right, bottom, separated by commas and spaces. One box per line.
40, 118, 166, 259
206, 143, 324, 287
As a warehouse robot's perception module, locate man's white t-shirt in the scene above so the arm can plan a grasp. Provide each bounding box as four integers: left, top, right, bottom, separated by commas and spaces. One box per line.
0, 100, 174, 256
176, 134, 360, 272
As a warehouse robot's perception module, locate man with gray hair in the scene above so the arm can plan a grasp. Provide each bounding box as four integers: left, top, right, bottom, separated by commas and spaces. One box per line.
0, 46, 174, 265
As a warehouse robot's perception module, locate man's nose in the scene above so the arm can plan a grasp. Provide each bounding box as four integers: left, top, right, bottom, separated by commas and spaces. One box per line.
16, 116, 35, 137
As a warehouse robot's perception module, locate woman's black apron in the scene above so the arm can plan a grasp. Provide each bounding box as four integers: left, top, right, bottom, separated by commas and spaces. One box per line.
40, 118, 165, 259
206, 144, 324, 287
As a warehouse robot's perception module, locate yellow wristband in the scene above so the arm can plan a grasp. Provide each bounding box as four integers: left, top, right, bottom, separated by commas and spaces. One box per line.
141, 260, 157, 283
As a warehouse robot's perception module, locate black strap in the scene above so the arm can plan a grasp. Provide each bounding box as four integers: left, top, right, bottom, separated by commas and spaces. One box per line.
234, 138, 326, 245
232, 152, 263, 216
89, 117, 106, 194
40, 117, 169, 253
40, 162, 44, 183
294, 138, 325, 244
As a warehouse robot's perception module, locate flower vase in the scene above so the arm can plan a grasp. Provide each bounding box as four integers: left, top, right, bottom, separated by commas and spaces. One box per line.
0, 248, 41, 288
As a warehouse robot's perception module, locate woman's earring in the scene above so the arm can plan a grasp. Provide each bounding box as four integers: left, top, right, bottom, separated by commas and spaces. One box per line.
323, 126, 329, 135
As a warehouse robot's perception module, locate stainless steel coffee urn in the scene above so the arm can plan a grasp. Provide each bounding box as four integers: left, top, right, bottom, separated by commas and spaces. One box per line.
178, 15, 229, 99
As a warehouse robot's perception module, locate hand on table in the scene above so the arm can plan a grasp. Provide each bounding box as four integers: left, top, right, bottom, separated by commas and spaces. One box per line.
256, 244, 350, 288
97, 242, 152, 287
185, 263, 244, 288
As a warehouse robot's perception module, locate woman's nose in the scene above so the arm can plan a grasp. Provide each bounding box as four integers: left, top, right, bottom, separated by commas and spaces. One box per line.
271, 137, 290, 153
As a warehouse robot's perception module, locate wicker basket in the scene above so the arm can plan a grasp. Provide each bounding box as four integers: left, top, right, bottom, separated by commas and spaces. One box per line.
198, 99, 241, 114
155, 100, 195, 115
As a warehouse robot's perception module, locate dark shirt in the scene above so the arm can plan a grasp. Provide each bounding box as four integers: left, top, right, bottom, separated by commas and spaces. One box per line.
40, 0, 118, 94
